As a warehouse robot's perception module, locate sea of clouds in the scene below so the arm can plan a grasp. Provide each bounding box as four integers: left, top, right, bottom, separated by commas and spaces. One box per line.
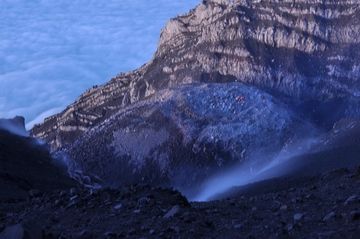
0, 0, 198, 128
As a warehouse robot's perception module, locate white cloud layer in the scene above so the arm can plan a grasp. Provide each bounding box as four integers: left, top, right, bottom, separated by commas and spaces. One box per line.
0, 0, 198, 128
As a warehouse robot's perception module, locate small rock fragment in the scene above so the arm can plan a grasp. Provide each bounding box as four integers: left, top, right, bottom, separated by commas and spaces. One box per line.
163, 205, 180, 219
69, 188, 77, 196
137, 197, 150, 207
113, 203, 122, 210
344, 195, 358, 205
78, 230, 90, 238
233, 224, 242, 229
323, 212, 336, 222
170, 226, 180, 233
350, 211, 360, 221
293, 213, 304, 222
104, 231, 117, 237
70, 195, 79, 201
28, 189, 41, 198
286, 224, 293, 232
59, 190, 67, 197
317, 231, 336, 238
280, 205, 287, 211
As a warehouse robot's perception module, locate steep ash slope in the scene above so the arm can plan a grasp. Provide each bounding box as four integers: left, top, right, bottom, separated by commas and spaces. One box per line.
32, 0, 360, 150
203, 118, 360, 201
64, 83, 305, 191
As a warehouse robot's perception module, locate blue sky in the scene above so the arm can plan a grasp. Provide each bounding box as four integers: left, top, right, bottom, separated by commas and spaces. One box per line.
0, 0, 198, 128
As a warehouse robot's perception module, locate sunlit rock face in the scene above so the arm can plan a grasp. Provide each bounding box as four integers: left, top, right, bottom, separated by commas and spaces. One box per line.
64, 83, 304, 189
32, 0, 360, 150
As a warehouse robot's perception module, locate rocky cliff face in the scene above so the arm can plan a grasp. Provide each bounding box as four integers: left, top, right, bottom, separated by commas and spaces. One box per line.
32, 0, 360, 150
30, 0, 360, 189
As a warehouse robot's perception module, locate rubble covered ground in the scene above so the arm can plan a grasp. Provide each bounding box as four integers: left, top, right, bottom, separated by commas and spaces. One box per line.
0, 167, 359, 238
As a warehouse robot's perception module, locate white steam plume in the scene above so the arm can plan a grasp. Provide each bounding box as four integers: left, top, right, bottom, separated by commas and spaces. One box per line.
192, 137, 319, 202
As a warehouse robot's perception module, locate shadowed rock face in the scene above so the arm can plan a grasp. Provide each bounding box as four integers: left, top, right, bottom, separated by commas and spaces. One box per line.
0, 116, 28, 137
63, 83, 307, 191
32, 0, 360, 150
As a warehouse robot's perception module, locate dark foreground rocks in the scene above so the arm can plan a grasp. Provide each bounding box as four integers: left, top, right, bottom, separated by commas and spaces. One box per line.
1, 167, 359, 239
0, 125, 76, 201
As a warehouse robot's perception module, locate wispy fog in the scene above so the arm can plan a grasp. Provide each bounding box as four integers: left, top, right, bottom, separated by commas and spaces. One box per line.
0, 0, 198, 128
192, 136, 320, 201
